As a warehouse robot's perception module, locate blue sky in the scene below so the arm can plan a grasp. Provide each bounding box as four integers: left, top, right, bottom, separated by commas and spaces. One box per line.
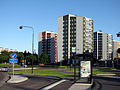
0, 0, 120, 53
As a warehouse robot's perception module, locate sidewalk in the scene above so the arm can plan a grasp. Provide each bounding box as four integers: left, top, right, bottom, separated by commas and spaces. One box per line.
7, 75, 28, 83
69, 83, 92, 90
69, 78, 93, 90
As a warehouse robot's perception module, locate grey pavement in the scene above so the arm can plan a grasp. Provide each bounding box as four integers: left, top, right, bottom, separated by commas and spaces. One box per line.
92, 75, 120, 90
7, 75, 28, 83
0, 74, 60, 90
0, 72, 9, 88
6, 72, 93, 90
69, 83, 92, 90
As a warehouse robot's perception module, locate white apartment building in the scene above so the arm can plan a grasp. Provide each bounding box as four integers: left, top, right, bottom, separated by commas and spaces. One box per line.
57, 14, 94, 62
93, 30, 113, 60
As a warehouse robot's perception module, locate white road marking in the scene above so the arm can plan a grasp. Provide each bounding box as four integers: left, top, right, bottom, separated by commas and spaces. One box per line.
41, 79, 66, 90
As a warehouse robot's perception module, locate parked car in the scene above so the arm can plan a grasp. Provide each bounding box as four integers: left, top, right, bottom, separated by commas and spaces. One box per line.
0, 67, 9, 72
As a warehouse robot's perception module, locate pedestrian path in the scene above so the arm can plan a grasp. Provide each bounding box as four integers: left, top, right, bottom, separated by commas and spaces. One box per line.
69, 83, 92, 90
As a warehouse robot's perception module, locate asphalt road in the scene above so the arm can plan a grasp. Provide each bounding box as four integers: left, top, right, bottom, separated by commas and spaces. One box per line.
92, 76, 120, 90
0, 72, 8, 88
49, 80, 73, 90
0, 74, 73, 90
1, 67, 120, 90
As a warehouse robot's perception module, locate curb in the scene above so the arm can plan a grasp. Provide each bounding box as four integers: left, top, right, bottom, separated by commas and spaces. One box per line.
69, 80, 93, 90
7, 75, 28, 83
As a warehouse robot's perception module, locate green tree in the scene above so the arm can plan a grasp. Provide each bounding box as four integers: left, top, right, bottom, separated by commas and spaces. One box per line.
39, 54, 49, 64
1, 51, 9, 56
0, 51, 10, 63
16, 52, 24, 64
0, 54, 9, 63
26, 55, 37, 65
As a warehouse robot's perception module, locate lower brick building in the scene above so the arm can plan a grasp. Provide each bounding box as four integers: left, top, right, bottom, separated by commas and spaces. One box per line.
38, 31, 57, 64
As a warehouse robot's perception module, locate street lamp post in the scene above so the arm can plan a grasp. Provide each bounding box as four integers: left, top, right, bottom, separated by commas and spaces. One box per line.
19, 26, 34, 73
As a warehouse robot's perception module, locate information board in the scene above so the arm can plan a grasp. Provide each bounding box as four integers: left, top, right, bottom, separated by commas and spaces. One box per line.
81, 61, 91, 77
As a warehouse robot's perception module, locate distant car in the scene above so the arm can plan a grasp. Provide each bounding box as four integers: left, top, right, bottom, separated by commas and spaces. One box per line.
93, 63, 99, 67
24, 65, 27, 68
0, 67, 9, 72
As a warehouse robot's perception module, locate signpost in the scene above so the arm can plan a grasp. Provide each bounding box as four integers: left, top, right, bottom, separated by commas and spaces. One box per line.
10, 53, 18, 79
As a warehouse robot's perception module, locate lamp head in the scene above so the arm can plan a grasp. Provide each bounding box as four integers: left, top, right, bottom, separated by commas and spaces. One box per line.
19, 26, 23, 29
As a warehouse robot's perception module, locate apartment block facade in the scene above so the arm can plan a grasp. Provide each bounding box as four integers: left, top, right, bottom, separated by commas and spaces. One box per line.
38, 31, 57, 64
93, 31, 113, 60
113, 40, 120, 60
57, 14, 94, 62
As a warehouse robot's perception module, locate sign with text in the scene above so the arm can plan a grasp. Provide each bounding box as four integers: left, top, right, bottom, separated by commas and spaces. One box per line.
10, 59, 18, 63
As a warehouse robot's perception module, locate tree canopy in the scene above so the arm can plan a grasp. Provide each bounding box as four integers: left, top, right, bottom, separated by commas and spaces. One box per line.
39, 54, 49, 64
0, 50, 38, 65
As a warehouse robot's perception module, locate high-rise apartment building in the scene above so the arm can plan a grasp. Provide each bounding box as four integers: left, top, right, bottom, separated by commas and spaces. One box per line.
93, 30, 113, 60
57, 14, 93, 62
38, 31, 57, 64
113, 40, 120, 60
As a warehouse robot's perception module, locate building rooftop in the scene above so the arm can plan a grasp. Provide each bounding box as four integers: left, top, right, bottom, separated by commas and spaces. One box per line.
40, 31, 57, 34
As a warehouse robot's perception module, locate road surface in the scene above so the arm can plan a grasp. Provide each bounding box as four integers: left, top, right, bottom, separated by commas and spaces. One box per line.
0, 72, 8, 88
0, 74, 72, 90
92, 76, 120, 90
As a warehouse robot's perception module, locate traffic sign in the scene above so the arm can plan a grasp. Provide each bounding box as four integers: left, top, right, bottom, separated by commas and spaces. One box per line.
10, 59, 18, 63
11, 53, 17, 59
10, 53, 18, 79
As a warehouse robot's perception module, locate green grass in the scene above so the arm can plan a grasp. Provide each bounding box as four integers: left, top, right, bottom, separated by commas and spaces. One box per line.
9, 67, 114, 79
0, 63, 8, 65
0, 63, 21, 68
99, 67, 116, 70
93, 69, 113, 75
10, 70, 74, 79
59, 66, 67, 68
40, 65, 59, 67
35, 68, 67, 72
